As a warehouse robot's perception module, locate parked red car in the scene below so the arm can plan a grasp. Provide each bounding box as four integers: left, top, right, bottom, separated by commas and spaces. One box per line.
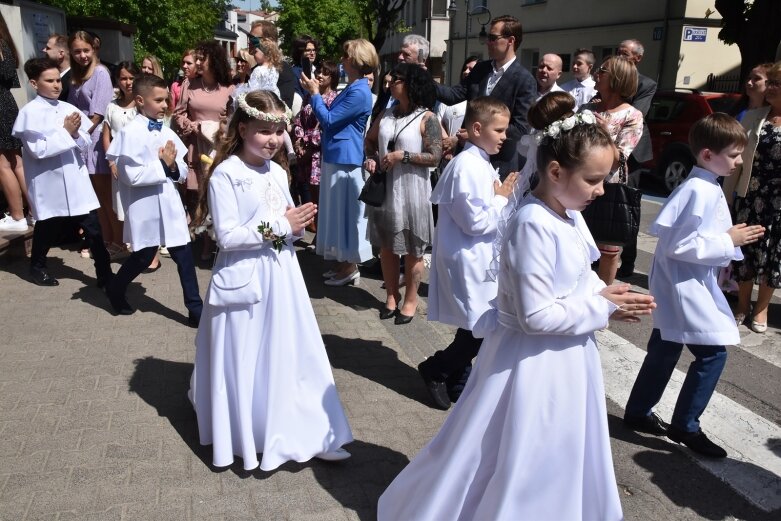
643, 90, 740, 193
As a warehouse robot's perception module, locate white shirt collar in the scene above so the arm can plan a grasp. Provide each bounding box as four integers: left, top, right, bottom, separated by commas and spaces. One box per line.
492, 56, 516, 75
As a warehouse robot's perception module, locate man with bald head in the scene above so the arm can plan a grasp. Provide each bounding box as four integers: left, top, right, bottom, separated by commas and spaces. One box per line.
535, 53, 565, 100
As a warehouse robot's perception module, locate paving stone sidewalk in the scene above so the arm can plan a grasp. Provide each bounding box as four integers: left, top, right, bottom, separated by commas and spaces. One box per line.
0, 240, 454, 521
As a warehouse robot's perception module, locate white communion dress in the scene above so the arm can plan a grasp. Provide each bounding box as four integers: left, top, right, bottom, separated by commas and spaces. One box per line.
378, 195, 624, 521
189, 155, 353, 471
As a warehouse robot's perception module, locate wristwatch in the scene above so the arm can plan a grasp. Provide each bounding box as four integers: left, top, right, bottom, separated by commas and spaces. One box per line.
402, 151, 411, 164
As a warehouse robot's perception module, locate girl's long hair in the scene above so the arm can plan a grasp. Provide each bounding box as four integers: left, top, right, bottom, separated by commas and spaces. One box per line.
258, 37, 283, 71
194, 90, 287, 226
69, 31, 99, 84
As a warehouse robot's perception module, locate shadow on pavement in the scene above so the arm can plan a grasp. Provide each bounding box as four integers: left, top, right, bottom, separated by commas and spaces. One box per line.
607, 414, 780, 520
128, 356, 215, 471
323, 334, 432, 406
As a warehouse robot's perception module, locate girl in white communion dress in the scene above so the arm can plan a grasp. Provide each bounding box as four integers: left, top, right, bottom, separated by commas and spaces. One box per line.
378, 92, 656, 521
188, 90, 353, 471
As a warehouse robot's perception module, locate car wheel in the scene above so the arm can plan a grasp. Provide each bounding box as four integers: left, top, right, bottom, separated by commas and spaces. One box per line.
661, 153, 694, 193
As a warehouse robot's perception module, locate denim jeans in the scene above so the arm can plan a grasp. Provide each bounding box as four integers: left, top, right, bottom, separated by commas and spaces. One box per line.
625, 328, 727, 433
112, 243, 202, 317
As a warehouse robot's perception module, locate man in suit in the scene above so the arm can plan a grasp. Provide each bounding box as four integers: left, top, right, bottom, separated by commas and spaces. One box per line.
435, 15, 537, 179
42, 34, 71, 102
249, 20, 296, 108
617, 38, 657, 278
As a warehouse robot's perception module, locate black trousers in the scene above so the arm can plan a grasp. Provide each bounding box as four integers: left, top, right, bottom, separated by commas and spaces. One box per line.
111, 243, 203, 317
621, 159, 642, 269
30, 210, 112, 282
425, 328, 483, 388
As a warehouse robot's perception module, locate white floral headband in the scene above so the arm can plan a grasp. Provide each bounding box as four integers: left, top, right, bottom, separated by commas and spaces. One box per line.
531, 110, 598, 144
236, 92, 292, 125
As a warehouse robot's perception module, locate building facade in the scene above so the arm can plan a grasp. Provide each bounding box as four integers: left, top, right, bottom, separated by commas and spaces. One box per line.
444, 0, 743, 91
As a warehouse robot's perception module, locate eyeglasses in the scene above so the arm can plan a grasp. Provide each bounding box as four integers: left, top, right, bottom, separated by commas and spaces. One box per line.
597, 66, 609, 74
485, 34, 508, 43
390, 76, 405, 84
304, 48, 316, 53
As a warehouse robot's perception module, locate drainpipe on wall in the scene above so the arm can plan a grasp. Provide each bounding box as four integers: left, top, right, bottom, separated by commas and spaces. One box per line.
658, 0, 671, 88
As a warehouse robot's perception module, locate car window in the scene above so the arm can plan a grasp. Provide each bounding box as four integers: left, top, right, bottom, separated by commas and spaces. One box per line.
707, 96, 739, 114
647, 98, 684, 122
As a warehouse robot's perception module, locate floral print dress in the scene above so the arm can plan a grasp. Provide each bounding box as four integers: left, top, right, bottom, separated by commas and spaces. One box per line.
293, 90, 337, 186
734, 122, 781, 287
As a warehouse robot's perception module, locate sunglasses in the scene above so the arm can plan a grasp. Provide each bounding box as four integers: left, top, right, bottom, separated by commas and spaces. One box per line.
598, 66, 609, 74
485, 34, 508, 42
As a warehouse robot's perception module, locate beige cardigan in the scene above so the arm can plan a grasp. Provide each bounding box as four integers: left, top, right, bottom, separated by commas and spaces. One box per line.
723, 106, 771, 204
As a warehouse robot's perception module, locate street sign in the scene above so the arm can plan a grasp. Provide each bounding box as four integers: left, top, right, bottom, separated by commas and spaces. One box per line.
682, 26, 707, 42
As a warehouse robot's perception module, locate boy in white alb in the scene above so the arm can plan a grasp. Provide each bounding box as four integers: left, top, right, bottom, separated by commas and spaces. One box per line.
624, 113, 765, 458
419, 97, 517, 409
105, 73, 202, 325
12, 57, 113, 287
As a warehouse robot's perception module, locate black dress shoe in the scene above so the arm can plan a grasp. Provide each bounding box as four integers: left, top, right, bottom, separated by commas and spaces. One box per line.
394, 312, 414, 325
106, 288, 135, 316
29, 269, 59, 287
667, 426, 727, 458
616, 265, 635, 278
417, 360, 451, 410
379, 307, 397, 320
623, 412, 669, 436
142, 261, 162, 274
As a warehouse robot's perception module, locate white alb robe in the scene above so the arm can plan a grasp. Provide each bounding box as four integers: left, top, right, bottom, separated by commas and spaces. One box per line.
649, 166, 742, 345
12, 96, 97, 220
105, 114, 190, 250
428, 143, 507, 330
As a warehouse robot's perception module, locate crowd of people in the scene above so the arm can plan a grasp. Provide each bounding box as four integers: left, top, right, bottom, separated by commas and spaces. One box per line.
1, 10, 780, 519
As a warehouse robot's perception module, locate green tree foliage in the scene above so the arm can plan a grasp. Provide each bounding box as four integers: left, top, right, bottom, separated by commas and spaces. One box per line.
39, 0, 229, 77
715, 0, 781, 79
277, 0, 363, 60
277, 0, 408, 60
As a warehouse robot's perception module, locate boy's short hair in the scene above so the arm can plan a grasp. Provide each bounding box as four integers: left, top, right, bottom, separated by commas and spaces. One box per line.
689, 113, 748, 156
464, 96, 510, 127
574, 48, 595, 67
24, 57, 60, 81
132, 72, 168, 97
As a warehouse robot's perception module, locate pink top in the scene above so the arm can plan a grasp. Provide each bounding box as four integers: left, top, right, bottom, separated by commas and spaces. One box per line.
173, 78, 234, 189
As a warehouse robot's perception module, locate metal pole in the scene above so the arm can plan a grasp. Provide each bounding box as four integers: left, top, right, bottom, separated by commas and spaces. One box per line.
463, 0, 469, 68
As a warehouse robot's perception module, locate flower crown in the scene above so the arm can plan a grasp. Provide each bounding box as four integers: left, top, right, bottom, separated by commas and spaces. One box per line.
531, 110, 597, 145
236, 92, 292, 125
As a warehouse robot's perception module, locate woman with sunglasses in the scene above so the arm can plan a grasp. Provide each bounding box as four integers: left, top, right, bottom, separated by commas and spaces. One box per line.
580, 55, 643, 285
364, 63, 442, 323
724, 61, 781, 334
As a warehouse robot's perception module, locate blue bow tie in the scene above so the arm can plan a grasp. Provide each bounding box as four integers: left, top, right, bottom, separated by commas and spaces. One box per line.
147, 120, 163, 132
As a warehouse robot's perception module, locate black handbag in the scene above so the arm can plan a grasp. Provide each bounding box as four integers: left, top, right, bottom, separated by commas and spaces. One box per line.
581, 153, 642, 246
358, 171, 387, 207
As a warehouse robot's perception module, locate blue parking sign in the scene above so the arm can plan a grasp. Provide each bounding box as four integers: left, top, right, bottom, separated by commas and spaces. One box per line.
683, 26, 707, 42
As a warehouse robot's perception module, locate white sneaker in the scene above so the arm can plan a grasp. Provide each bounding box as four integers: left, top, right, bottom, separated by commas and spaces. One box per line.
0, 214, 28, 232
26, 214, 36, 226
315, 448, 351, 461
159, 246, 171, 257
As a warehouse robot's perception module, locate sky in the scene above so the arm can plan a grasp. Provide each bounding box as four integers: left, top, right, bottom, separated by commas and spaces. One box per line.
231, 0, 279, 11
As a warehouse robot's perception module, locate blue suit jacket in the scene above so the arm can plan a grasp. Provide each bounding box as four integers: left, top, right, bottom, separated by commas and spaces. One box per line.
311, 78, 372, 166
